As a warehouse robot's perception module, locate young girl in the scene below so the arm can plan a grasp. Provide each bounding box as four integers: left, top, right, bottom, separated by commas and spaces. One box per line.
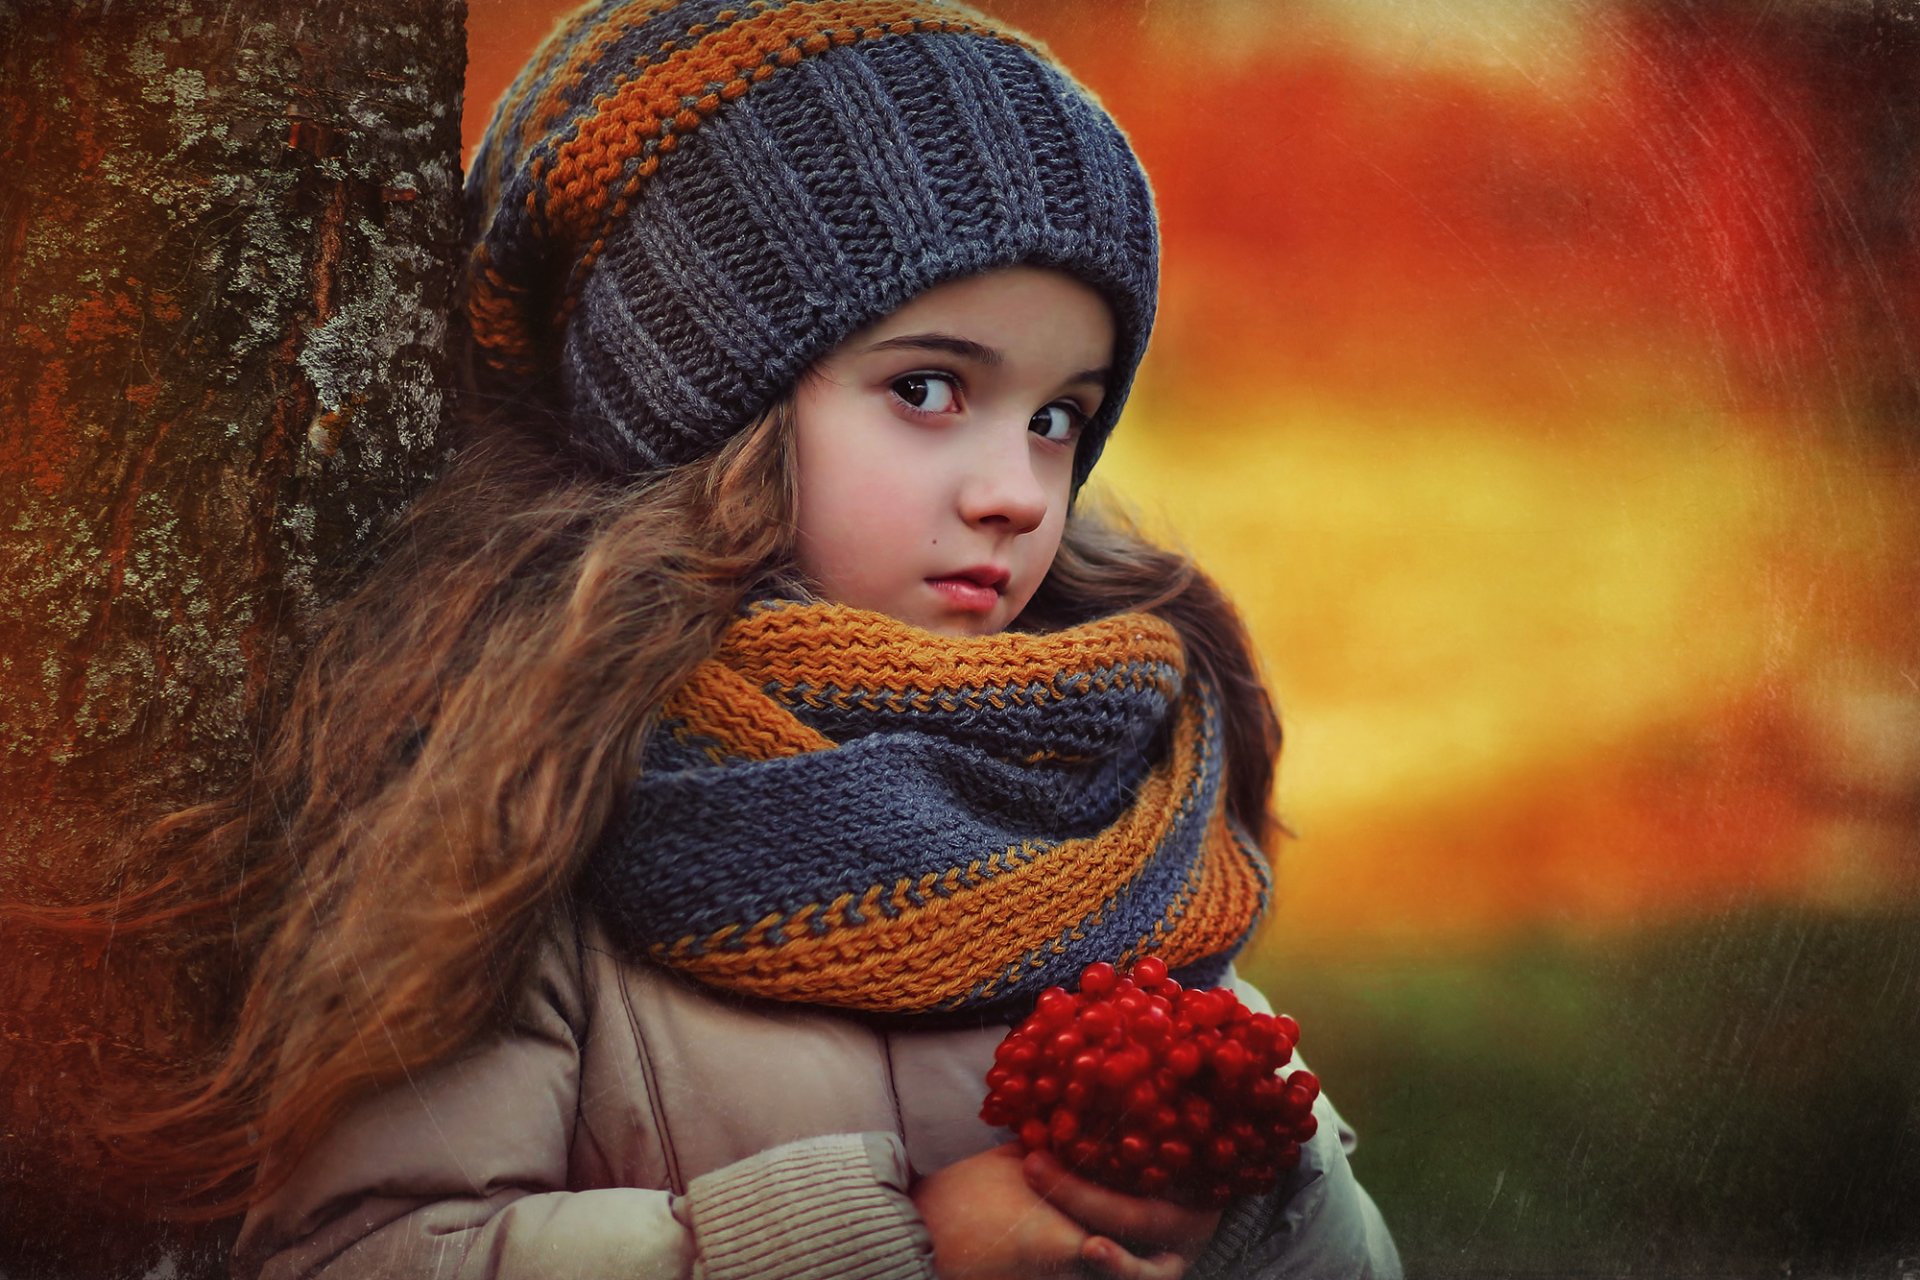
105, 3, 1401, 1276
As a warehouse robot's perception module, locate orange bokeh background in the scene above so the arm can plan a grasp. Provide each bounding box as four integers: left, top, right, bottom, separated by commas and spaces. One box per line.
464, 0, 1920, 964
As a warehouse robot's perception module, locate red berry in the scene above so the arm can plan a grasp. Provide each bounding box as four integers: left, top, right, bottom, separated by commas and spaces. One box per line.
989, 959, 1320, 1208
1124, 1080, 1161, 1115
1099, 1049, 1147, 1091
1080, 962, 1119, 998
1035, 988, 1077, 1028
1080, 1003, 1120, 1043
1213, 1039, 1252, 1084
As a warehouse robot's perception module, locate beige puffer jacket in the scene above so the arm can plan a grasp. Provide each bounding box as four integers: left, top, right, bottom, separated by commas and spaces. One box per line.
235, 908, 1400, 1280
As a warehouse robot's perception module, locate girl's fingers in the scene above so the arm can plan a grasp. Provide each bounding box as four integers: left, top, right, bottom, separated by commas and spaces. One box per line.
1025, 1150, 1219, 1252
1080, 1237, 1188, 1280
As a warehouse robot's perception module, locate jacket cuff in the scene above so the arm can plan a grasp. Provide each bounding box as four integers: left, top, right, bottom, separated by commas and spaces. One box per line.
680, 1133, 935, 1280
1188, 1190, 1275, 1280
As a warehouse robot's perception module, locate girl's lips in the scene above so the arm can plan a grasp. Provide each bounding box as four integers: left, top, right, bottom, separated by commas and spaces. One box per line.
927, 576, 1002, 613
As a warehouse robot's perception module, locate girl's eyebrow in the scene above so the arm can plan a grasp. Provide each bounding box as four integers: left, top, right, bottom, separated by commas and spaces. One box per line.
861, 332, 1111, 390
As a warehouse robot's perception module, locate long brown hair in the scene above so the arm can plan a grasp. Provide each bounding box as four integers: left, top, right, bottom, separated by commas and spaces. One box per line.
40, 401, 1282, 1219
54, 395, 798, 1215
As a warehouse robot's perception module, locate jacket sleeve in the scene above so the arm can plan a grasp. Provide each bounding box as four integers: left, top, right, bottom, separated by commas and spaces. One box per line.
233, 913, 935, 1280
1186, 974, 1404, 1280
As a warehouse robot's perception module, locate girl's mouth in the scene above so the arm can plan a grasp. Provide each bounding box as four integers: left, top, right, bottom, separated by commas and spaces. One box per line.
927, 567, 1009, 613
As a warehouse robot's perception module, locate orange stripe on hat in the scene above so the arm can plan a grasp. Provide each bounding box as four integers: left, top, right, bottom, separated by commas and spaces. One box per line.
474, 1, 657, 212
465, 243, 545, 375
511, 0, 692, 172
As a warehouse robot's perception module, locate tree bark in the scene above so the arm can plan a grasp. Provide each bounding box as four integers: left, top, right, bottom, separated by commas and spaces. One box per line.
0, 0, 464, 1272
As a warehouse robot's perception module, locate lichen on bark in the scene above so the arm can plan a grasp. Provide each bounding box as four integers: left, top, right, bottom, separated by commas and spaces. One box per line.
1, 0, 464, 869
0, 1, 467, 1271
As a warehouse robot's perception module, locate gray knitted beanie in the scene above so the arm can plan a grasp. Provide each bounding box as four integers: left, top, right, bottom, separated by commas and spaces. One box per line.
464, 0, 1160, 486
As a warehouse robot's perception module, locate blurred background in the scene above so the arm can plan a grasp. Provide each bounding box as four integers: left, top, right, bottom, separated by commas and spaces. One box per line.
470, 1, 1920, 1274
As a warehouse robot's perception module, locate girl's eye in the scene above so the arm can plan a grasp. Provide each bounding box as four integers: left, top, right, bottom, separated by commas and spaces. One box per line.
1030, 403, 1086, 444
892, 373, 959, 414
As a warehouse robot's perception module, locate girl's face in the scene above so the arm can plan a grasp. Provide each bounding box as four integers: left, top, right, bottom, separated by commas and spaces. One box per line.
792, 266, 1116, 636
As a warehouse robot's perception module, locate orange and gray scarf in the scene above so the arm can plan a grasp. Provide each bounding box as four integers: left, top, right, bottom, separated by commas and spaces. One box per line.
587, 600, 1270, 1021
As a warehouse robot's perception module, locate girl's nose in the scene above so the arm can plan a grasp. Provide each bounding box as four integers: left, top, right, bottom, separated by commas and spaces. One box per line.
957, 425, 1050, 535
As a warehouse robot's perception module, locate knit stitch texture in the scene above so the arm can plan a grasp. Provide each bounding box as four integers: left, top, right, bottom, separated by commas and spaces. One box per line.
464, 0, 1160, 486
587, 601, 1271, 1020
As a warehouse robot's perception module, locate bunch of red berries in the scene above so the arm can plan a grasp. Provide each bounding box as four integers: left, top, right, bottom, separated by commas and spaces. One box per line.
980, 956, 1320, 1207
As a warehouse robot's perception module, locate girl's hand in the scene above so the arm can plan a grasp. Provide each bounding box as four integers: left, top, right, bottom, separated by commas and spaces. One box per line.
1021, 1150, 1224, 1273
912, 1143, 1191, 1279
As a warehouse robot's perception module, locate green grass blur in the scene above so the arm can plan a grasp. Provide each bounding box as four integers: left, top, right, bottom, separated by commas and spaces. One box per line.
1246, 906, 1920, 1276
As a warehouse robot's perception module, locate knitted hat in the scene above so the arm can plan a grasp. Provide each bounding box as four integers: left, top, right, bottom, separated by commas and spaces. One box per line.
464, 0, 1160, 486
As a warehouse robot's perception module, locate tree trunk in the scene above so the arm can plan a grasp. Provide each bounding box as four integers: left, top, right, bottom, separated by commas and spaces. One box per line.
0, 0, 464, 1272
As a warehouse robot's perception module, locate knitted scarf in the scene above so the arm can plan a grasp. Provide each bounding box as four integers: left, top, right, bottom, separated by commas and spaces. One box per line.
586, 600, 1270, 1022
